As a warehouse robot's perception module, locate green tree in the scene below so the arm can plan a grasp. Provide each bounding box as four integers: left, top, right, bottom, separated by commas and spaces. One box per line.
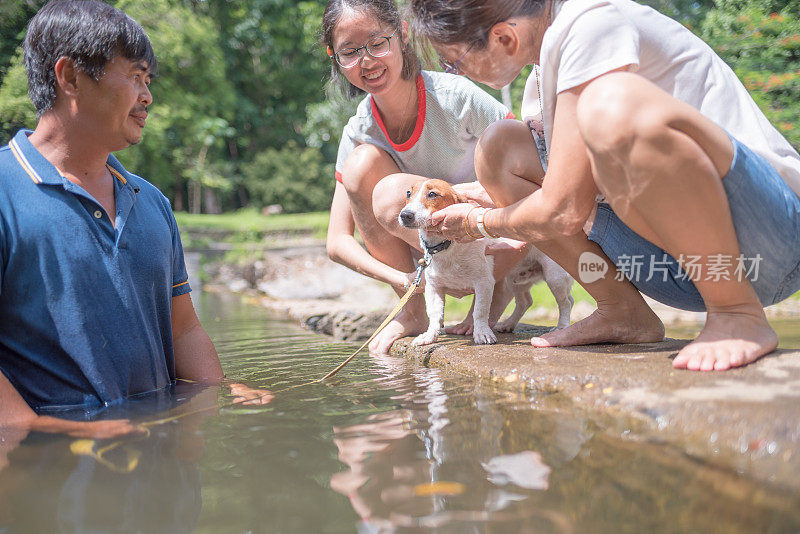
0, 1, 45, 82
0, 1, 46, 143
640, 0, 717, 27
187, 0, 329, 159
0, 50, 36, 142
701, 3, 800, 148
714, 0, 800, 16
184, 117, 237, 214
302, 96, 360, 162
242, 141, 333, 213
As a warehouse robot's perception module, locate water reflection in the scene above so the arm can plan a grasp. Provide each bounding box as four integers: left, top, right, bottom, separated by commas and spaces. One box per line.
0, 383, 223, 533
329, 356, 590, 531
0, 292, 798, 533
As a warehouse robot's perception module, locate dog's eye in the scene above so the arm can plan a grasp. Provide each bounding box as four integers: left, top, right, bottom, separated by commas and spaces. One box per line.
427, 191, 439, 199
406, 190, 412, 199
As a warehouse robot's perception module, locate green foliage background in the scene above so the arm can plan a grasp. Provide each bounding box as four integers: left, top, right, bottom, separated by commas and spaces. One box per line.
0, 0, 797, 213
701, 2, 800, 148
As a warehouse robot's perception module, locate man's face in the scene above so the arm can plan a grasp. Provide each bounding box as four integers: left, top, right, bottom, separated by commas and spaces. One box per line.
75, 56, 152, 151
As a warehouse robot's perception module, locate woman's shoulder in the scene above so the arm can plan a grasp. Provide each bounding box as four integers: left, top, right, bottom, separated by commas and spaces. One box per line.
342, 94, 376, 131
552, 0, 633, 22
422, 70, 484, 96
422, 70, 501, 112
546, 0, 662, 41
352, 94, 373, 119
545, 0, 631, 39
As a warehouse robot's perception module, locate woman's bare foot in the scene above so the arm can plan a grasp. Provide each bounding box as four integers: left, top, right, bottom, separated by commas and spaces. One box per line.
672, 304, 778, 371
445, 315, 473, 336
445, 279, 511, 336
369, 297, 428, 356
530, 297, 664, 347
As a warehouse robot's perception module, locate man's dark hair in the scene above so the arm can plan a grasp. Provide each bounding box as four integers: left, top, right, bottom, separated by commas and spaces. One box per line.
23, 0, 158, 117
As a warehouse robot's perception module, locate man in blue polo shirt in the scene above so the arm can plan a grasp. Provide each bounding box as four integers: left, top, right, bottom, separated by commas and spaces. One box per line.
0, 0, 270, 440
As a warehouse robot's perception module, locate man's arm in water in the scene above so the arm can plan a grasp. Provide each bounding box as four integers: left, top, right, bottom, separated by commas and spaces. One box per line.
171, 293, 273, 405
0, 371, 144, 441
171, 292, 225, 382
0, 371, 143, 472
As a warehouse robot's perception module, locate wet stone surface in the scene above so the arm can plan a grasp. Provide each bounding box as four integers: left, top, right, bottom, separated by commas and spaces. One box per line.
391, 326, 800, 492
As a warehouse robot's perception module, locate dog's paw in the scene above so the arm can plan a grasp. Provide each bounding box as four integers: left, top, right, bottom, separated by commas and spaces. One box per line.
412, 330, 439, 346
473, 326, 497, 345
494, 319, 517, 333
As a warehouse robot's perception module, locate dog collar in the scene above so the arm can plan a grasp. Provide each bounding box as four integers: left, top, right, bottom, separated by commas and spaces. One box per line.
422, 238, 452, 256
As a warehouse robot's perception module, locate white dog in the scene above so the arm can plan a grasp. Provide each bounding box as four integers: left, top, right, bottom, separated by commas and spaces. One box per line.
398, 179, 574, 347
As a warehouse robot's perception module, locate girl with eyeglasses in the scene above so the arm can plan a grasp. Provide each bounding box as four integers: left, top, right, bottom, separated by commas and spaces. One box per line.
407, 0, 800, 371
321, 0, 518, 355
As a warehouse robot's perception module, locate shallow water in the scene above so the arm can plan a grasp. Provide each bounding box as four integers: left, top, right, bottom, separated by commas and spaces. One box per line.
1, 292, 799, 533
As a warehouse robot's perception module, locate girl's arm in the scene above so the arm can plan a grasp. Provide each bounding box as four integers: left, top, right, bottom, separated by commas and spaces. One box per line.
326, 183, 410, 292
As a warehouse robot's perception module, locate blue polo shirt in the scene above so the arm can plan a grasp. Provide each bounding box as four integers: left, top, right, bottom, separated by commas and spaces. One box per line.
0, 129, 191, 413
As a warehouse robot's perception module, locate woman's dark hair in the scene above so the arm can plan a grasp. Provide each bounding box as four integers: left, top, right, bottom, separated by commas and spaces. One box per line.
321, 0, 421, 99
409, 0, 548, 49
23, 0, 158, 117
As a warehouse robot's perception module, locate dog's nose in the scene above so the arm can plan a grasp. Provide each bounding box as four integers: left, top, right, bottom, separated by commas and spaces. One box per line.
399, 210, 415, 227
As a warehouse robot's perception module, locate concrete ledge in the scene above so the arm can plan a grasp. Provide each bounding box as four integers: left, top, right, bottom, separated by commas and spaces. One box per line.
391, 326, 800, 491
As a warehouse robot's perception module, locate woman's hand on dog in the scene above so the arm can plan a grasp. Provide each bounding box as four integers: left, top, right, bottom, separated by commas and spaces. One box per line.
453, 182, 493, 207
428, 202, 478, 243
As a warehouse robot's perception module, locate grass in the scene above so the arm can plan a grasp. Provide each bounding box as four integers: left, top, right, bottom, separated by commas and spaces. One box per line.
176, 209, 331, 265
175, 209, 330, 238
443, 281, 596, 324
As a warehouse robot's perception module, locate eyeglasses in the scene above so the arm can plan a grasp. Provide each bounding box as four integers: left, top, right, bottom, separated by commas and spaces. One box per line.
439, 42, 474, 75
330, 28, 398, 69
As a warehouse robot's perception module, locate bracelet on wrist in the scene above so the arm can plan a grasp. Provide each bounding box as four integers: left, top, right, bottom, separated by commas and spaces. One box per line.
485, 209, 500, 238
464, 206, 482, 239
476, 208, 499, 239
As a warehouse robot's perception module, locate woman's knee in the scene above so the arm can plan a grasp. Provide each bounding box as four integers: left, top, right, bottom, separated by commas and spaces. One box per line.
373, 173, 418, 232
340, 144, 397, 197
476, 119, 542, 185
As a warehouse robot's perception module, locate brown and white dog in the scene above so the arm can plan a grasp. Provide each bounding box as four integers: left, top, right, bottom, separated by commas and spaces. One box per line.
398, 179, 574, 347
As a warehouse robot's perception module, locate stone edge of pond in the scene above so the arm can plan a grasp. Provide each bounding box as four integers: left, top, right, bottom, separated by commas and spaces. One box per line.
390, 326, 800, 493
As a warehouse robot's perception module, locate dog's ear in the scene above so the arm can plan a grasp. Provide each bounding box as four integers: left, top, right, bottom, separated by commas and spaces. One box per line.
453, 191, 467, 204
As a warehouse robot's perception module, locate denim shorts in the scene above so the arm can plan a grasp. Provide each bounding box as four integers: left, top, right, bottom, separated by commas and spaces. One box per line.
587, 134, 800, 311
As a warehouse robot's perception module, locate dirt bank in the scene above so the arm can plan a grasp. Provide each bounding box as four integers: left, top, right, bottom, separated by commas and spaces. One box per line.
199, 244, 800, 340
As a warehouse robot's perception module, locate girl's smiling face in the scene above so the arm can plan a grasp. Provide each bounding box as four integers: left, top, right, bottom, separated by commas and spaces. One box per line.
332, 9, 407, 96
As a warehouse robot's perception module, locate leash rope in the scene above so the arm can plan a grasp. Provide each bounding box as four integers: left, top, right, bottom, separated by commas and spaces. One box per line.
71, 257, 435, 473
319, 256, 428, 380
